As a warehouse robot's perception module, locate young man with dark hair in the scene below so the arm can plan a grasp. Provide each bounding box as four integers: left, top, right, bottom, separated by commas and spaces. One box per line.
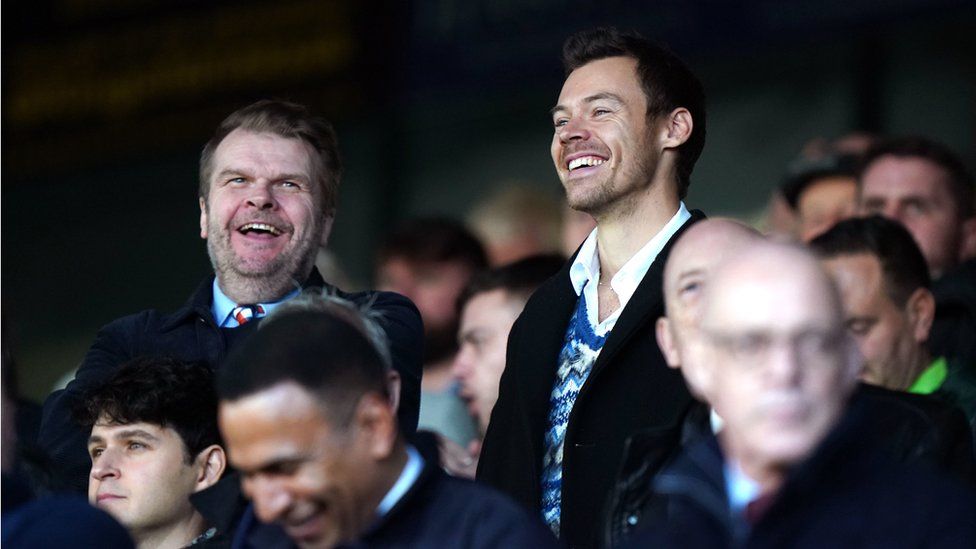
39, 99, 423, 494
436, 255, 564, 478
376, 217, 488, 447
858, 136, 976, 278
216, 297, 555, 549
478, 27, 706, 547
76, 357, 227, 548
811, 216, 976, 429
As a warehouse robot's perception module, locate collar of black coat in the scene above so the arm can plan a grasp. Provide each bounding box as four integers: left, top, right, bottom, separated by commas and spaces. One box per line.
160, 267, 329, 332
189, 472, 247, 538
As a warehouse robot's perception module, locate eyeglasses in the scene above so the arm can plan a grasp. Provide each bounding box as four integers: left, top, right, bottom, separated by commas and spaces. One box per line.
700, 326, 845, 367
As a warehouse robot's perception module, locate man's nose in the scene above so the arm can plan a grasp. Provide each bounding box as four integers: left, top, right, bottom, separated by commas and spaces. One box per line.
246, 182, 277, 210
91, 449, 121, 481
249, 477, 293, 524
766, 340, 803, 386
451, 347, 473, 379
557, 116, 591, 143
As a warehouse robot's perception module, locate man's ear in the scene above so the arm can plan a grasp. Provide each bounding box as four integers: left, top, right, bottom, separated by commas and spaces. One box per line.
656, 317, 681, 369
958, 217, 976, 262
905, 287, 936, 344
386, 370, 401, 413
199, 197, 209, 240
194, 444, 226, 492
660, 107, 693, 150
319, 214, 336, 248
355, 393, 398, 460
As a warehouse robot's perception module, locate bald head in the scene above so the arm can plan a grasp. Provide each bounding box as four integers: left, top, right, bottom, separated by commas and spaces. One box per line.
656, 219, 761, 400
699, 241, 858, 486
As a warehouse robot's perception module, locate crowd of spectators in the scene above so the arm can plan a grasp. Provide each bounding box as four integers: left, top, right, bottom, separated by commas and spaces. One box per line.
3, 25, 976, 549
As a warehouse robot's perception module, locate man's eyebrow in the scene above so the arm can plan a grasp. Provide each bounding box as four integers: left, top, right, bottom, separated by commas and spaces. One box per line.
676, 268, 705, 284
215, 168, 309, 183
87, 434, 105, 446
550, 92, 625, 118
114, 429, 161, 442
584, 92, 624, 105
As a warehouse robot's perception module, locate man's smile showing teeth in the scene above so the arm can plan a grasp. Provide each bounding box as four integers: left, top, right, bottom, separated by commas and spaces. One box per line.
567, 156, 607, 171
238, 223, 283, 236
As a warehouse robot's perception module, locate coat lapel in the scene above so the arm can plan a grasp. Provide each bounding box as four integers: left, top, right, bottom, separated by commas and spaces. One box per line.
588, 211, 706, 382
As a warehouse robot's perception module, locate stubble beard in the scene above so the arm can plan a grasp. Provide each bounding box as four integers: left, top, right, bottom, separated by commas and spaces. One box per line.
207, 221, 321, 303
562, 145, 658, 220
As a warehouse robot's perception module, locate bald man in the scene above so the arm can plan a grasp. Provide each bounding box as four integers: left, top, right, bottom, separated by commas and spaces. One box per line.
607, 223, 975, 547
605, 220, 761, 547
655, 219, 762, 401
623, 242, 976, 548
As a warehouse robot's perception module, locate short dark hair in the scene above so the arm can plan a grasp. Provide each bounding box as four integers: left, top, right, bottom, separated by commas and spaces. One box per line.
75, 357, 220, 463
199, 99, 343, 217
377, 217, 488, 272
562, 27, 706, 199
809, 215, 931, 306
859, 136, 974, 219
217, 305, 390, 429
781, 154, 859, 210
457, 254, 564, 313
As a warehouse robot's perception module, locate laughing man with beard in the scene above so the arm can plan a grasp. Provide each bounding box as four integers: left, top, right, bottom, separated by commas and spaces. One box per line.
38, 100, 423, 494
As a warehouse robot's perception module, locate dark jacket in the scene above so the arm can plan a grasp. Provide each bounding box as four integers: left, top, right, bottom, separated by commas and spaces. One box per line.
622, 405, 976, 549
231, 454, 558, 549
931, 258, 976, 375
37, 270, 423, 493
606, 385, 976, 547
351, 458, 558, 548
478, 211, 704, 549
189, 473, 249, 549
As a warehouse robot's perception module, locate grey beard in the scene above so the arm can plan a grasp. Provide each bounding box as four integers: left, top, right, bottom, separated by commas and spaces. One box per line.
207, 239, 317, 304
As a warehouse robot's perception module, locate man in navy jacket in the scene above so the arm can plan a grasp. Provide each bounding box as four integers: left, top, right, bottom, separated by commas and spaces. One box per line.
219, 296, 555, 549
38, 100, 423, 494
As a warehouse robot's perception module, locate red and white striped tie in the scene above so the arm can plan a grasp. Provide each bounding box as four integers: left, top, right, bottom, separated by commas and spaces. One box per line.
232, 304, 265, 326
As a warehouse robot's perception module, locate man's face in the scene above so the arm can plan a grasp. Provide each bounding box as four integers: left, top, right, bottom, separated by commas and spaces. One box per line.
822, 253, 927, 391
551, 56, 658, 217
452, 289, 522, 433
219, 383, 378, 549
796, 176, 857, 242
88, 420, 201, 539
659, 221, 758, 400
702, 251, 854, 470
200, 129, 331, 299
377, 258, 474, 361
860, 155, 961, 276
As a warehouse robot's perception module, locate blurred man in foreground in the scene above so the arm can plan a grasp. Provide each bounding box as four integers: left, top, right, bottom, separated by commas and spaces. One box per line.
218, 295, 556, 548
625, 242, 976, 547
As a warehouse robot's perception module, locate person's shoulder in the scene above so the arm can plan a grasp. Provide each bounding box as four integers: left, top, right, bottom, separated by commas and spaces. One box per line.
426, 473, 557, 545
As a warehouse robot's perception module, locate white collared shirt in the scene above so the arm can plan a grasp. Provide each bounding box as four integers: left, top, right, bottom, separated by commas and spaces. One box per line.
724, 459, 761, 517
568, 202, 691, 331
375, 446, 424, 517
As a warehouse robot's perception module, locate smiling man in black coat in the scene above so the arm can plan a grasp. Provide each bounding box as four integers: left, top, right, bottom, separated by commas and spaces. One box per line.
477, 27, 707, 548
37, 100, 423, 494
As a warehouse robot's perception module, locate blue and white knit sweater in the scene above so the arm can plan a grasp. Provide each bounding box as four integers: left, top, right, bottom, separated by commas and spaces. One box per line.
540, 289, 609, 535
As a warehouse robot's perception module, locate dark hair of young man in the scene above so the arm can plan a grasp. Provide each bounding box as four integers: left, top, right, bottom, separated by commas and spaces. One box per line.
809, 215, 931, 306
859, 136, 975, 219
217, 308, 390, 428
781, 153, 860, 210
457, 253, 565, 313
561, 27, 706, 199
198, 99, 343, 217
376, 217, 488, 272
74, 357, 220, 463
